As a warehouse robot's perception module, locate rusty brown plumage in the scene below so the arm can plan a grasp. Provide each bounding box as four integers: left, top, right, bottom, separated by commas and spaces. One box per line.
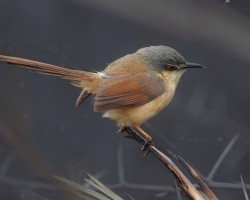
0, 46, 204, 145
0, 55, 101, 92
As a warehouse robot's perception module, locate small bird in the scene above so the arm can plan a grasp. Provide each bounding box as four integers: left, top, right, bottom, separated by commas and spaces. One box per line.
0, 46, 204, 146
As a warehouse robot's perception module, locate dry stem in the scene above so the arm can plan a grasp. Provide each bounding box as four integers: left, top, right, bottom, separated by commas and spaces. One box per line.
124, 127, 217, 200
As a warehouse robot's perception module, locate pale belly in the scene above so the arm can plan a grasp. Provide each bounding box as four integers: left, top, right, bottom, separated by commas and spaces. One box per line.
103, 90, 175, 127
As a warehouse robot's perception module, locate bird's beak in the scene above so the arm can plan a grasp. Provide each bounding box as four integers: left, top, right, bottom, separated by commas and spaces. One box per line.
184, 62, 206, 69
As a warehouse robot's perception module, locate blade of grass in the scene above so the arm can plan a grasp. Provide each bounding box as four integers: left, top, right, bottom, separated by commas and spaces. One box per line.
87, 173, 123, 200
52, 176, 110, 200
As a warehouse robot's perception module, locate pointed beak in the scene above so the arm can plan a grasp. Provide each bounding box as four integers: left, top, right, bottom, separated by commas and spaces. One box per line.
184, 62, 206, 69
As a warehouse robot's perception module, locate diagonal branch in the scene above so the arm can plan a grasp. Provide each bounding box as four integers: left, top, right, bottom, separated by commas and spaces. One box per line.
177, 155, 218, 200
241, 175, 249, 200
207, 134, 240, 181
124, 127, 210, 200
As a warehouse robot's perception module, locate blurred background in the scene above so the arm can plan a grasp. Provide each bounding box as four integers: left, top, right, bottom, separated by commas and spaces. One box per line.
0, 0, 250, 199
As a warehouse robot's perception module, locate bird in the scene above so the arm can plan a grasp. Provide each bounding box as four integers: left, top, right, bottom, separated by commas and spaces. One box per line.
0, 45, 205, 146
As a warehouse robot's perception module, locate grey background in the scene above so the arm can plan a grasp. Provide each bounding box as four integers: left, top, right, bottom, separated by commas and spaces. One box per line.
0, 0, 250, 199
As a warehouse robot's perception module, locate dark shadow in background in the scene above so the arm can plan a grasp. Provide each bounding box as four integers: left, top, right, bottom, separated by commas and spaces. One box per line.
0, 0, 250, 199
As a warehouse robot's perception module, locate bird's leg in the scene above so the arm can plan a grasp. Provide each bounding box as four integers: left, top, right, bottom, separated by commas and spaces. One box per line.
119, 126, 154, 154
135, 126, 153, 143
134, 126, 155, 151
123, 127, 143, 142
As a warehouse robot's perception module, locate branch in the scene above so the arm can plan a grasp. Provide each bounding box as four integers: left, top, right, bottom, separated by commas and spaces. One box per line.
124, 127, 213, 200
241, 175, 249, 200
177, 155, 218, 200
207, 134, 240, 181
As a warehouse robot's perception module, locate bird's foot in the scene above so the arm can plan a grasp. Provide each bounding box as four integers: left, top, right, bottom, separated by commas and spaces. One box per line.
117, 126, 126, 133
121, 126, 154, 155
141, 139, 155, 154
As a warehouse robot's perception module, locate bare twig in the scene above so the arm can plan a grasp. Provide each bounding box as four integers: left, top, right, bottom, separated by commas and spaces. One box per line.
0, 119, 248, 200
110, 182, 174, 192
207, 181, 250, 190
110, 138, 175, 194
124, 193, 135, 200
207, 134, 240, 181
241, 175, 249, 200
177, 156, 218, 200
124, 127, 206, 200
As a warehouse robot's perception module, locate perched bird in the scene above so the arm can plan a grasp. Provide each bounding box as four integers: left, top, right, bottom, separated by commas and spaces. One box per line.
0, 46, 204, 145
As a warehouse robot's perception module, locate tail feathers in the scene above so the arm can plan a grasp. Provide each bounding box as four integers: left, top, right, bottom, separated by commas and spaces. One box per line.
75, 89, 91, 108
0, 55, 101, 90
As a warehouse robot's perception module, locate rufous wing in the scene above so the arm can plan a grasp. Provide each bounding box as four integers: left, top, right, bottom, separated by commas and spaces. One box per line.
94, 73, 165, 112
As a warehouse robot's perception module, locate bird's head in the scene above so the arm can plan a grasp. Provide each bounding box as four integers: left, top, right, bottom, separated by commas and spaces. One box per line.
136, 45, 205, 83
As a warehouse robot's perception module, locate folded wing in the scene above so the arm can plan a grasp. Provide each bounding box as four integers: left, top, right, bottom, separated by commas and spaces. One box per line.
94, 73, 164, 112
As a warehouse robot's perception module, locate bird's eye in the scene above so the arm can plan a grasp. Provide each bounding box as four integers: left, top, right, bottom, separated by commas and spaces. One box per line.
166, 64, 177, 71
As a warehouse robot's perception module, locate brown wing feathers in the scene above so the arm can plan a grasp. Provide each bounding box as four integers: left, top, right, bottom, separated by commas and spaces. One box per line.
94, 74, 164, 112
0, 54, 165, 112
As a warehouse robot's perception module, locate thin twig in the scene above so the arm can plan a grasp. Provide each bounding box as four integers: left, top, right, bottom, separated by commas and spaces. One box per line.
208, 181, 250, 190
125, 127, 206, 200
207, 134, 239, 181
124, 192, 136, 200
110, 180, 250, 192
240, 175, 249, 200
110, 182, 175, 192
177, 155, 218, 200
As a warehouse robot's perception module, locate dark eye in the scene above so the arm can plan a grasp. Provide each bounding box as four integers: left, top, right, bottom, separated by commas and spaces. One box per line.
166, 64, 177, 71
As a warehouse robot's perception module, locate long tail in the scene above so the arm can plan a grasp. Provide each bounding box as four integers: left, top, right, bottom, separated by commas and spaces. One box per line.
0, 55, 101, 91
